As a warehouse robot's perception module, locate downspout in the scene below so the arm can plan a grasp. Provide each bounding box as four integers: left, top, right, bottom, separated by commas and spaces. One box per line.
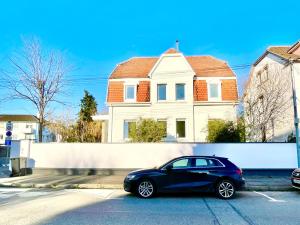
193, 104, 195, 142
110, 106, 114, 143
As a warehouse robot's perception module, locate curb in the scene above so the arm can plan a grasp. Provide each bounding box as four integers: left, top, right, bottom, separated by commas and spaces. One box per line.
0, 183, 123, 189
0, 183, 295, 191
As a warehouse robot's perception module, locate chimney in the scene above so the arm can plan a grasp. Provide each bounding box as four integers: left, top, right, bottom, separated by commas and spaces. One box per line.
175, 40, 179, 51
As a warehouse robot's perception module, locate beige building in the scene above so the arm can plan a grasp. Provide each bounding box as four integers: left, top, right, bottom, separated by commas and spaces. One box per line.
244, 40, 300, 142
98, 48, 239, 143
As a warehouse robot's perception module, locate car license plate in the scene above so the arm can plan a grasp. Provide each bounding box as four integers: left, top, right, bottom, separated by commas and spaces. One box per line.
294, 179, 300, 184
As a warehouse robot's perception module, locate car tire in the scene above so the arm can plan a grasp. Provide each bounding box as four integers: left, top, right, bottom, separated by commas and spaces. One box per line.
216, 179, 236, 199
136, 179, 155, 198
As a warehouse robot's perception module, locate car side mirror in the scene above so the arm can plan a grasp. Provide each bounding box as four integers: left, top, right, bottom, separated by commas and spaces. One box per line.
165, 164, 173, 172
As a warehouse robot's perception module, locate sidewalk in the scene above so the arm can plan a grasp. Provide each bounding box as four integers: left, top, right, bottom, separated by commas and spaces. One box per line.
0, 173, 294, 191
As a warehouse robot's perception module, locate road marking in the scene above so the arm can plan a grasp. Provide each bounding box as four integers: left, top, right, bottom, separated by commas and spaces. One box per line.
253, 191, 286, 202
226, 201, 256, 225
202, 198, 221, 225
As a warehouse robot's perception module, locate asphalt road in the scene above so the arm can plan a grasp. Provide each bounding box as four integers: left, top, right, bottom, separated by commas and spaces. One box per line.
0, 188, 299, 225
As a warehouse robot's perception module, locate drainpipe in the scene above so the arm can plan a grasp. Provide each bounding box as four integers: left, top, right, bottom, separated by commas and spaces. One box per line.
290, 59, 300, 168
110, 106, 114, 143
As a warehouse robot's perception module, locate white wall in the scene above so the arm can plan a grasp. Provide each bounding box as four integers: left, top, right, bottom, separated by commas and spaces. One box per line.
17, 141, 298, 169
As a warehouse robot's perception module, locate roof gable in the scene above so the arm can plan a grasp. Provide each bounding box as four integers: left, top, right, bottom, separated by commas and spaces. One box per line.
109, 52, 235, 79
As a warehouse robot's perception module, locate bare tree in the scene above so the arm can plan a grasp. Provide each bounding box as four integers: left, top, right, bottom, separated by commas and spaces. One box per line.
243, 64, 292, 142
1, 38, 70, 142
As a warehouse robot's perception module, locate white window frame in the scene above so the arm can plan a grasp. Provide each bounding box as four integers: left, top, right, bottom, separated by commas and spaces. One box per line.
176, 119, 186, 139
207, 81, 221, 101
123, 120, 136, 140
175, 83, 186, 101
124, 84, 137, 102
157, 83, 167, 102
157, 119, 168, 138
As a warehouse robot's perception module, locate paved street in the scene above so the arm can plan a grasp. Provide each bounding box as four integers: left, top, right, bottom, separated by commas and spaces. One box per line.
0, 188, 299, 225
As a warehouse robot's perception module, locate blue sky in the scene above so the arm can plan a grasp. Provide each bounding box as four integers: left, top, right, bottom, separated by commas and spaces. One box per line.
0, 0, 299, 118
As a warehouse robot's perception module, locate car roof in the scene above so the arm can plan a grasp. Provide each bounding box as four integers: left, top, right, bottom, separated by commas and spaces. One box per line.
174, 155, 228, 160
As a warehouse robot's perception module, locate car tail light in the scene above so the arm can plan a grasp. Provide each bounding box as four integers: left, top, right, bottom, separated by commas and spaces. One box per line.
236, 168, 243, 175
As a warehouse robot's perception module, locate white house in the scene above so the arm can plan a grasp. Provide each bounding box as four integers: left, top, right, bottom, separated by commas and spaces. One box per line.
100, 48, 238, 143
0, 114, 54, 144
244, 40, 300, 142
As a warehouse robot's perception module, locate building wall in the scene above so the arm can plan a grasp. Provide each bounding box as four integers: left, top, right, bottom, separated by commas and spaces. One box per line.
107, 54, 237, 143
244, 54, 295, 142
108, 103, 237, 143
14, 140, 298, 169
0, 121, 39, 144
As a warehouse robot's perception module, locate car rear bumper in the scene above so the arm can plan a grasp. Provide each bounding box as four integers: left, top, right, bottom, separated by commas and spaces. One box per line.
236, 178, 246, 190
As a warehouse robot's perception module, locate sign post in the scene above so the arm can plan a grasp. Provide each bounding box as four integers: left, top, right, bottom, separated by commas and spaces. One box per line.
5, 121, 13, 146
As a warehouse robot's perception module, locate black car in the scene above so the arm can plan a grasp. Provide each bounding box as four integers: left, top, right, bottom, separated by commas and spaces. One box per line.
124, 156, 245, 199
291, 168, 300, 190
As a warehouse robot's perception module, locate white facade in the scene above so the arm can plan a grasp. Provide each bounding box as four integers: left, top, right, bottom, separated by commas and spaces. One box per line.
244, 51, 300, 142
0, 121, 39, 144
106, 52, 238, 143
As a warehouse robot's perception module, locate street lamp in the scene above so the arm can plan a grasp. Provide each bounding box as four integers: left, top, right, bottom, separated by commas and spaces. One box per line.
290, 59, 300, 168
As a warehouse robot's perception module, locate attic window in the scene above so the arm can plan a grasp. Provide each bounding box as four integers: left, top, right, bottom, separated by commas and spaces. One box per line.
258, 65, 268, 85
124, 85, 136, 102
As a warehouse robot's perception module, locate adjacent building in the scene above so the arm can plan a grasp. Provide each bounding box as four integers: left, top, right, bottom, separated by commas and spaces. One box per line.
102, 48, 238, 142
0, 115, 54, 144
243, 40, 300, 142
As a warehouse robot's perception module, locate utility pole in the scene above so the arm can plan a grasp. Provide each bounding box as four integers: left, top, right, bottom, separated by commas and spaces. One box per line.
290, 59, 300, 168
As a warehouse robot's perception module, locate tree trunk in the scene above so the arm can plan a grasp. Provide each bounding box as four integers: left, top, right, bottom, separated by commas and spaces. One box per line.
261, 126, 266, 142
38, 122, 43, 142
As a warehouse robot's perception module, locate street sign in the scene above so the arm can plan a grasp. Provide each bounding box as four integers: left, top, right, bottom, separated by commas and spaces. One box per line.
4, 139, 11, 146
6, 121, 13, 131
5, 121, 13, 146
6, 131, 12, 137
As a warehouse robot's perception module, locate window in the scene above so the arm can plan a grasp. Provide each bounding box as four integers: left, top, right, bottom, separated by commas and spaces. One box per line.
157, 84, 166, 101
172, 158, 189, 168
176, 84, 185, 100
195, 158, 208, 167
194, 158, 223, 168
209, 83, 220, 99
157, 120, 167, 138
26, 124, 33, 129
125, 85, 136, 101
176, 119, 186, 138
124, 120, 136, 139
258, 65, 268, 85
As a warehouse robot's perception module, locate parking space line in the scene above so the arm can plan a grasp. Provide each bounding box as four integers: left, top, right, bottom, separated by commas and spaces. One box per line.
226, 201, 256, 225
202, 198, 221, 225
253, 191, 286, 202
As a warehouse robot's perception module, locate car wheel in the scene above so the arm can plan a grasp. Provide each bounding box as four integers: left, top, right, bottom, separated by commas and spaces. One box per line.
136, 179, 155, 198
216, 180, 236, 199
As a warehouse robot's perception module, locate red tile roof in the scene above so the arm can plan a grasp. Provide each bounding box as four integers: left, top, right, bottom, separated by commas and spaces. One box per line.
110, 57, 158, 79
109, 53, 235, 79
164, 48, 180, 54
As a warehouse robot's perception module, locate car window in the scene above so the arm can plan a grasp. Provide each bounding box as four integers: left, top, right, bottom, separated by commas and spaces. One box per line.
172, 158, 189, 168
195, 158, 208, 167
194, 158, 223, 168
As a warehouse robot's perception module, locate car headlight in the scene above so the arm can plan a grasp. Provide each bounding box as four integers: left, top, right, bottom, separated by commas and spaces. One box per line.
126, 174, 136, 180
